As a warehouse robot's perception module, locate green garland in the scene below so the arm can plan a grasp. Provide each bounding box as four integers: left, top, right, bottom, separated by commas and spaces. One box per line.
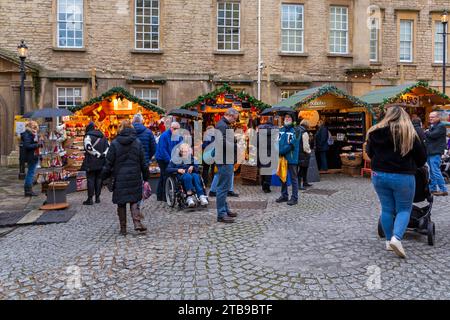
296, 85, 374, 115
69, 86, 165, 115
179, 83, 271, 111
378, 80, 450, 110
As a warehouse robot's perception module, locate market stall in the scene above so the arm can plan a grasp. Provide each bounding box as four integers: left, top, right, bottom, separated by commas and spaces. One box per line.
359, 81, 450, 125
66, 87, 166, 176
274, 85, 374, 174
179, 83, 271, 183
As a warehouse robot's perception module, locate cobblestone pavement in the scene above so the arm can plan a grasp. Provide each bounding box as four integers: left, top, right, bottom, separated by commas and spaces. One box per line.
1, 167, 450, 300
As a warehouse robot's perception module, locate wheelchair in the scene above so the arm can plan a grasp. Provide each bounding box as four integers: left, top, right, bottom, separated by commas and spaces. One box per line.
165, 173, 208, 210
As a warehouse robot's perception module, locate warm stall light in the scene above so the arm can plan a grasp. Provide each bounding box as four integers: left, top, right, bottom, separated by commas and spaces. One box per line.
128, 101, 133, 110
113, 98, 118, 109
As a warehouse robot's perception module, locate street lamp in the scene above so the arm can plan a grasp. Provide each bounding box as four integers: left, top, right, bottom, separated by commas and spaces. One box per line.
17, 40, 28, 180
440, 11, 449, 94
17, 40, 28, 115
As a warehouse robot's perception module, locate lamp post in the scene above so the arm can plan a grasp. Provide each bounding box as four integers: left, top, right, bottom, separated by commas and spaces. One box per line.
440, 11, 449, 94
17, 40, 28, 180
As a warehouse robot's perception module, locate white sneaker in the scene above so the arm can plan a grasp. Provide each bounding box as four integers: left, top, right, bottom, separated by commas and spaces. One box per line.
385, 241, 393, 251
389, 236, 406, 258
199, 195, 208, 206
186, 196, 195, 208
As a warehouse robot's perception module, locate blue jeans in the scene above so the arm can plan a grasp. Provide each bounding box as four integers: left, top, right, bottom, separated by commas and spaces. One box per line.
216, 164, 234, 218
372, 171, 415, 241
319, 151, 328, 171
24, 161, 37, 187
180, 173, 205, 196
281, 164, 299, 201
210, 172, 234, 193
427, 155, 447, 192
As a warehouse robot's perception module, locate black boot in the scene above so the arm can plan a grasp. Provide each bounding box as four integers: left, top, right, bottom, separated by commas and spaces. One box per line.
117, 206, 127, 236
95, 196, 101, 204
83, 197, 93, 205
24, 186, 38, 197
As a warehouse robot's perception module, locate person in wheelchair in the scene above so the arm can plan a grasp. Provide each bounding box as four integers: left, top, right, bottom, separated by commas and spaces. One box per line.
166, 143, 209, 207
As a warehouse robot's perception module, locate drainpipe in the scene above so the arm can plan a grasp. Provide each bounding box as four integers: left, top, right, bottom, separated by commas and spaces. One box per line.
257, 0, 262, 100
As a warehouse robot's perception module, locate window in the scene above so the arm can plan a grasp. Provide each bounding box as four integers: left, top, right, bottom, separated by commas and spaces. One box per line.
399, 20, 413, 62
134, 88, 159, 106
217, 2, 240, 51
329, 6, 348, 54
369, 20, 379, 62
281, 4, 304, 53
135, 0, 160, 50
57, 0, 84, 48
57, 87, 82, 108
434, 21, 447, 63
281, 89, 299, 100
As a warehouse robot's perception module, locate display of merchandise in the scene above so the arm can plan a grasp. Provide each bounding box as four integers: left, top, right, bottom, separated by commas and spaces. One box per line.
319, 111, 366, 152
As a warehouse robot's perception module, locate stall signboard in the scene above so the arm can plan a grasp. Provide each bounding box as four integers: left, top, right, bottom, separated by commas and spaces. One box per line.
397, 94, 420, 107
14, 115, 27, 136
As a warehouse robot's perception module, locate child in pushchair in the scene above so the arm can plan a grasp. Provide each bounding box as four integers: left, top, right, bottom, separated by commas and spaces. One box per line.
378, 166, 436, 245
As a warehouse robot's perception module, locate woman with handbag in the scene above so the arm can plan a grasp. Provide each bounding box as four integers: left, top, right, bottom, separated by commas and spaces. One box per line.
81, 122, 109, 205
102, 120, 150, 236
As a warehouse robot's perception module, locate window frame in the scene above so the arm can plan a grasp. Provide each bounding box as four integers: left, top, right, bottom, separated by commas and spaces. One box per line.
434, 20, 448, 64
134, 0, 160, 51
56, 0, 84, 49
56, 87, 83, 109
280, 89, 300, 101
280, 3, 304, 54
399, 19, 413, 63
369, 19, 379, 62
133, 87, 160, 106
217, 1, 241, 52
329, 5, 349, 54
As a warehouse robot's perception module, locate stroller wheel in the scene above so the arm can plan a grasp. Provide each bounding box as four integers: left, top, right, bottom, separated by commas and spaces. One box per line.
427, 221, 435, 246
377, 217, 385, 238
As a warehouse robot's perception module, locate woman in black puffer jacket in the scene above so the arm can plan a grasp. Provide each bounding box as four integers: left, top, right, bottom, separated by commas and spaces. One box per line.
102, 120, 150, 235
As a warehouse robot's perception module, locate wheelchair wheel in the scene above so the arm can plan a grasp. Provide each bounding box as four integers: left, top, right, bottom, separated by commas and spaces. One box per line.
165, 176, 177, 208
377, 217, 385, 238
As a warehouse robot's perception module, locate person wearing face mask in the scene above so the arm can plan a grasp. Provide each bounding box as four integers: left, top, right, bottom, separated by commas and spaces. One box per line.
276, 114, 300, 206
155, 121, 183, 201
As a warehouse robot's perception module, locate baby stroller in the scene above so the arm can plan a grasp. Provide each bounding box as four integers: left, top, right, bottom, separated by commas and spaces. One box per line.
377, 166, 435, 245
441, 150, 450, 184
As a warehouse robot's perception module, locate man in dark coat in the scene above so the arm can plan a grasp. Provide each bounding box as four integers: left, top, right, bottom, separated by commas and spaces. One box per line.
102, 121, 150, 235
21, 121, 40, 197
132, 113, 156, 166
425, 111, 448, 196
81, 122, 109, 205
257, 117, 277, 193
215, 108, 239, 223
315, 119, 330, 171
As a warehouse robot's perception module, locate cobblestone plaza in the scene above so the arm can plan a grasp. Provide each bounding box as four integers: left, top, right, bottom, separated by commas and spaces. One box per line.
1, 168, 449, 300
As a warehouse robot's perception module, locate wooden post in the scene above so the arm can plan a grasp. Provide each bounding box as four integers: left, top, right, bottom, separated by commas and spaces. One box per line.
91, 68, 96, 98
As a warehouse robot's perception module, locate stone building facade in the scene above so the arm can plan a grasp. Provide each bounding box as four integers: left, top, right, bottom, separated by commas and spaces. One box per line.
1, 0, 449, 164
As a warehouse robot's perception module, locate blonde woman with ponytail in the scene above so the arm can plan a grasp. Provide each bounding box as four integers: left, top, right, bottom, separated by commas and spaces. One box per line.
366, 105, 426, 258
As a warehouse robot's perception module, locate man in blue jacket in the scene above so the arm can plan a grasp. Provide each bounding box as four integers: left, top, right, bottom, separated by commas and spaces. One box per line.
425, 111, 448, 196
276, 114, 300, 206
155, 121, 183, 201
132, 113, 156, 166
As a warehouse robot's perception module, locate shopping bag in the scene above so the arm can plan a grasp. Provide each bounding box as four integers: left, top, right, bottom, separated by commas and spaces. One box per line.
276, 156, 288, 183
142, 181, 152, 201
